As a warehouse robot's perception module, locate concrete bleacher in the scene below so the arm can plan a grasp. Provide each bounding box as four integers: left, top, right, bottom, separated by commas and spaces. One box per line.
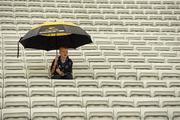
0, 0, 180, 119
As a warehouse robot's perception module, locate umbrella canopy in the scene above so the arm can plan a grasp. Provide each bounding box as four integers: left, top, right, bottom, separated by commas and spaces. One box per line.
17, 21, 92, 57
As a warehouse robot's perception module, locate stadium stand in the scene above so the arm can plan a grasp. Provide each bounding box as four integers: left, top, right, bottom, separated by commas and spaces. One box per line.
0, 0, 180, 119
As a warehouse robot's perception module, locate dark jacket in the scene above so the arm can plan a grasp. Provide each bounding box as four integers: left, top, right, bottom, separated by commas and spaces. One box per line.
50, 56, 73, 76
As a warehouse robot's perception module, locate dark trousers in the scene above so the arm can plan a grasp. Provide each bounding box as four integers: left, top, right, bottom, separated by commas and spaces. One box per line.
51, 74, 73, 79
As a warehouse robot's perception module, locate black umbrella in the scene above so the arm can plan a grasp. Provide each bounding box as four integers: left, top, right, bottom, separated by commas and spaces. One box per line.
17, 21, 92, 57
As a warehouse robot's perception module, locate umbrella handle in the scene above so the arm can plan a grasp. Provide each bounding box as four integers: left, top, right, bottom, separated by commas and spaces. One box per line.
17, 41, 20, 58
17, 37, 23, 58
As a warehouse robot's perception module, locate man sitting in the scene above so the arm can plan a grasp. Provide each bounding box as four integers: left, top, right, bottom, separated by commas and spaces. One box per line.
50, 47, 73, 79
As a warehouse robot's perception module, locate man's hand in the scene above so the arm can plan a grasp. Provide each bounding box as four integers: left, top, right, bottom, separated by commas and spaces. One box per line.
56, 68, 64, 76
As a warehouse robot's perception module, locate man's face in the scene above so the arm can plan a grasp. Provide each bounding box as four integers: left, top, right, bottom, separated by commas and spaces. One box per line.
59, 47, 68, 59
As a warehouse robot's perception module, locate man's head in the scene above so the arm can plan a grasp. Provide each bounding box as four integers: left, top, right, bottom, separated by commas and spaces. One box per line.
59, 47, 68, 59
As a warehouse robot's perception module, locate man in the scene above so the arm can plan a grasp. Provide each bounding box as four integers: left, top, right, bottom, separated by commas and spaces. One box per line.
50, 47, 73, 79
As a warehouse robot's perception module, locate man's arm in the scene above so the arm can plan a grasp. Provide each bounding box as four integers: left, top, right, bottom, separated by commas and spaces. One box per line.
50, 56, 58, 75
64, 60, 73, 76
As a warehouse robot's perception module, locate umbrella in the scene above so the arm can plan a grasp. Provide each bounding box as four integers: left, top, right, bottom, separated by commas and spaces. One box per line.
17, 21, 92, 57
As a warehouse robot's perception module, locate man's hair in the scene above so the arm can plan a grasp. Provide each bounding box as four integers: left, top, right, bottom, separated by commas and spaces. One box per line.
59, 47, 68, 50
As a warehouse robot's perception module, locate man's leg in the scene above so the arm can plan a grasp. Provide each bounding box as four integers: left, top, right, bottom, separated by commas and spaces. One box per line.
63, 74, 73, 79
51, 75, 62, 79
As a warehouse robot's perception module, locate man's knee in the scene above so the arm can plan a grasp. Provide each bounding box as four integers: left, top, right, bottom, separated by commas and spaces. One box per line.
51, 74, 73, 79
65, 74, 73, 79
51, 75, 61, 79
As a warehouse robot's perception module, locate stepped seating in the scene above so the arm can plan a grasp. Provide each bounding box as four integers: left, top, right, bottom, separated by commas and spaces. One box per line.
0, 0, 180, 119
2, 107, 180, 120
